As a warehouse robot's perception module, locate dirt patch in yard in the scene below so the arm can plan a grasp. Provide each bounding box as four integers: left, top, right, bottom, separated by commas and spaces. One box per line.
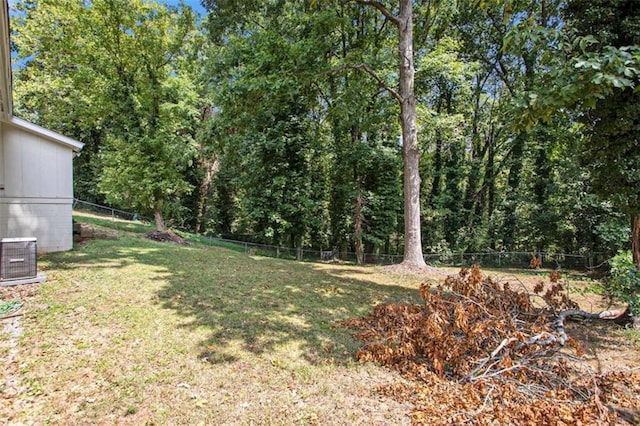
146, 230, 192, 245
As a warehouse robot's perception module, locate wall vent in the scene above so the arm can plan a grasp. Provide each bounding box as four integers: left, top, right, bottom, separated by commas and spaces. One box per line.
0, 238, 37, 281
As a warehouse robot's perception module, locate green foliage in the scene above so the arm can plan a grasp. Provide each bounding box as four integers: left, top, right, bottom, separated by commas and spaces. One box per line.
608, 251, 640, 316
12, 0, 205, 230
205, 0, 407, 256
98, 128, 195, 217
10, 0, 638, 259
577, 92, 640, 216
0, 300, 23, 316
205, 4, 332, 247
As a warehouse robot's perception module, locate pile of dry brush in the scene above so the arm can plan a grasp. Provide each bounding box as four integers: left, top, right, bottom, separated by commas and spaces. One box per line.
341, 265, 640, 425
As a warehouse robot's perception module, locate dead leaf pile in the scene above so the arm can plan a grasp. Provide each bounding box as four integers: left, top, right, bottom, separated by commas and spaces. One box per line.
341, 265, 640, 424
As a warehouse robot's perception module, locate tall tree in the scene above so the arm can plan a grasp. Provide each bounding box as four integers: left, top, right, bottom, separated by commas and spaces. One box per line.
12, 0, 202, 231
12, 0, 109, 204
565, 0, 640, 267
517, 0, 640, 265
346, 0, 426, 267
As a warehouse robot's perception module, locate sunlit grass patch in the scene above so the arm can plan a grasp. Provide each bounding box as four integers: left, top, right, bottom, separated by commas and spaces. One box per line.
5, 236, 418, 424
73, 211, 155, 234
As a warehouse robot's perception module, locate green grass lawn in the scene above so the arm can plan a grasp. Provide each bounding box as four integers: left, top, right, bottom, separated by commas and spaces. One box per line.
3, 229, 422, 424
73, 211, 156, 234
4, 214, 634, 424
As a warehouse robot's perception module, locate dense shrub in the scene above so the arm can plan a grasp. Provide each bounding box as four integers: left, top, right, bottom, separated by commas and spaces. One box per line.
608, 250, 640, 316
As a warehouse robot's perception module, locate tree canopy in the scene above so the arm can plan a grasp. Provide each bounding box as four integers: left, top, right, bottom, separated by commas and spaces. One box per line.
9, 0, 639, 265
13, 0, 203, 231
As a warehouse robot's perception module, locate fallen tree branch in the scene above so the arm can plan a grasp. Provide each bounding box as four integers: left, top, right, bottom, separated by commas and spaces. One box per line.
491, 337, 518, 358
552, 306, 633, 346
0, 310, 24, 320
342, 266, 640, 425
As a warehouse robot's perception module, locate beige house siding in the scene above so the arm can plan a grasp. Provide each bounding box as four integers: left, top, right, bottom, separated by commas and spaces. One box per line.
1, 0, 83, 253
2, 122, 73, 198
0, 121, 4, 189
0, 120, 77, 253
0, 200, 73, 252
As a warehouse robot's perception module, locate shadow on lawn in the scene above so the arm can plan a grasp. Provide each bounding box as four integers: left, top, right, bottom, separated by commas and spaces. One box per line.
53, 236, 423, 366
152, 243, 423, 366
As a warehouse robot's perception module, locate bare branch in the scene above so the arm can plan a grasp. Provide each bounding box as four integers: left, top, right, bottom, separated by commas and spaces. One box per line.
465, 337, 518, 380
331, 63, 402, 103
344, 0, 400, 25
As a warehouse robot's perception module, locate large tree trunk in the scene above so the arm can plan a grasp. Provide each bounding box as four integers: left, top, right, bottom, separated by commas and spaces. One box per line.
351, 124, 365, 265
154, 210, 166, 232
195, 157, 219, 234
632, 213, 640, 268
398, 0, 426, 268
354, 192, 365, 265
351, 0, 425, 267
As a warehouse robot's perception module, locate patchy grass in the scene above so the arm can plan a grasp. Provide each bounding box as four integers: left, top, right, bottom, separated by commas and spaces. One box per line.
74, 210, 264, 255
3, 236, 418, 425
626, 328, 640, 348
73, 211, 155, 234
3, 217, 635, 424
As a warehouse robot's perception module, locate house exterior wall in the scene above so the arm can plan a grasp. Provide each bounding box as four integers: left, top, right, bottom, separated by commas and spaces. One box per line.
0, 121, 75, 252
0, 121, 4, 190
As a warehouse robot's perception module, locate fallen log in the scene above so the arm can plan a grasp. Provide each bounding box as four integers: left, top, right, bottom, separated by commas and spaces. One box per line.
465, 306, 634, 382
553, 306, 634, 345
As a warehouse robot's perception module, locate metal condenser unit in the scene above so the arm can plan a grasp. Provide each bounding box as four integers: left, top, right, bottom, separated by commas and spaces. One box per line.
0, 237, 37, 281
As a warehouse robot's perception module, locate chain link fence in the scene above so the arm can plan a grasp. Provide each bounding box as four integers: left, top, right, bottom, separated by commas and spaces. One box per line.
73, 199, 152, 222
196, 236, 608, 272
423, 251, 610, 271
192, 237, 407, 265
73, 199, 610, 271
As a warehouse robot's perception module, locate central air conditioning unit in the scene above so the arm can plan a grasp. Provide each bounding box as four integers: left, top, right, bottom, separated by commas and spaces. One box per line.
0, 238, 38, 281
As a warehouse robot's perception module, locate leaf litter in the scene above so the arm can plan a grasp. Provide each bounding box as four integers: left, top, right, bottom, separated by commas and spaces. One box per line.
341, 265, 640, 425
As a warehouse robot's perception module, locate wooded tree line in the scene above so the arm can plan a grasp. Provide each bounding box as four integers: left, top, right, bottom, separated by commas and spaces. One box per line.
10, 0, 640, 265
